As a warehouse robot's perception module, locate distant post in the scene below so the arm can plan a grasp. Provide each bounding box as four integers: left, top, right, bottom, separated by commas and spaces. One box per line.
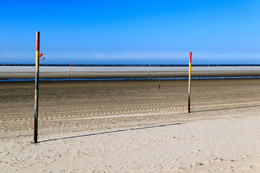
188, 52, 192, 113
34, 31, 40, 143
69, 62, 72, 80
149, 63, 151, 77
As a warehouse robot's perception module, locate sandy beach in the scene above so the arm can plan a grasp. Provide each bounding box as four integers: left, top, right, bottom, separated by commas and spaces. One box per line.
1, 79, 260, 172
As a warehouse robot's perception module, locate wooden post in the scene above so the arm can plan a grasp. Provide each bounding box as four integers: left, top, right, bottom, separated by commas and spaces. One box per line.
148, 63, 150, 77
34, 31, 40, 143
188, 52, 192, 113
69, 62, 71, 80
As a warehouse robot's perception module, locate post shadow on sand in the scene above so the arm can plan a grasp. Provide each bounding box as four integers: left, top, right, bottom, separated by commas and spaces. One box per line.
39, 122, 183, 143
192, 104, 259, 113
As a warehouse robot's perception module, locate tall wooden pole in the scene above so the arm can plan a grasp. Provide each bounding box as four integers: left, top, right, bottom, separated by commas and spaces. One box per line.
188, 52, 192, 113
34, 31, 40, 143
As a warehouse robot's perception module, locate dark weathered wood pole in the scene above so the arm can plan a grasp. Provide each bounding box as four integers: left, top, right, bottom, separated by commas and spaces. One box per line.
188, 52, 192, 113
34, 31, 40, 143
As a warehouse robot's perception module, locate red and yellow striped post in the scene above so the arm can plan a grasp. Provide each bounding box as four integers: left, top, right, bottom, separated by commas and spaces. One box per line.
188, 52, 192, 113
34, 31, 40, 143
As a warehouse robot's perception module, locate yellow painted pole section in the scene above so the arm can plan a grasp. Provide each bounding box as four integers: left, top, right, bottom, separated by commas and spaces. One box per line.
36, 51, 39, 69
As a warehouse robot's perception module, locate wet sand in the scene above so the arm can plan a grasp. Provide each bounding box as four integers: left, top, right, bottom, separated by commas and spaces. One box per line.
0, 79, 260, 172
1, 66, 260, 78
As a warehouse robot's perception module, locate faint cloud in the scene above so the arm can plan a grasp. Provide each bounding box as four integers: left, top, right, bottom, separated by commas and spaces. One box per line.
92, 51, 187, 59
196, 52, 260, 59
0, 52, 30, 58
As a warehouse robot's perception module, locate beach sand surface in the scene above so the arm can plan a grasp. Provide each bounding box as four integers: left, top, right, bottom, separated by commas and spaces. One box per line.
0, 79, 260, 172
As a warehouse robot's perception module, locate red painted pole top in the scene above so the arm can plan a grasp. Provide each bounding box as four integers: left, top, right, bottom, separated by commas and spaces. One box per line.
189, 52, 192, 63
36, 31, 40, 51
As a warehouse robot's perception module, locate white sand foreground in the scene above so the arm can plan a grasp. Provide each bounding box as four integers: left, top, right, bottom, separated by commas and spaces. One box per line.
1, 114, 260, 172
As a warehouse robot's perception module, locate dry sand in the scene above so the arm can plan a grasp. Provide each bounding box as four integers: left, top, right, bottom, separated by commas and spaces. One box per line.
0, 79, 260, 172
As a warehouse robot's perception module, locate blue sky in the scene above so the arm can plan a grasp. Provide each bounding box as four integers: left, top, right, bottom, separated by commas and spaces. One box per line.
0, 0, 260, 64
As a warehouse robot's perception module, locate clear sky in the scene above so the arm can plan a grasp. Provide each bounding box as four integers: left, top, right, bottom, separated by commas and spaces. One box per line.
0, 0, 260, 65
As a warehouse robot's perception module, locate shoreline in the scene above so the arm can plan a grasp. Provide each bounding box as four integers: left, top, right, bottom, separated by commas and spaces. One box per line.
1, 66, 260, 79
0, 76, 260, 83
